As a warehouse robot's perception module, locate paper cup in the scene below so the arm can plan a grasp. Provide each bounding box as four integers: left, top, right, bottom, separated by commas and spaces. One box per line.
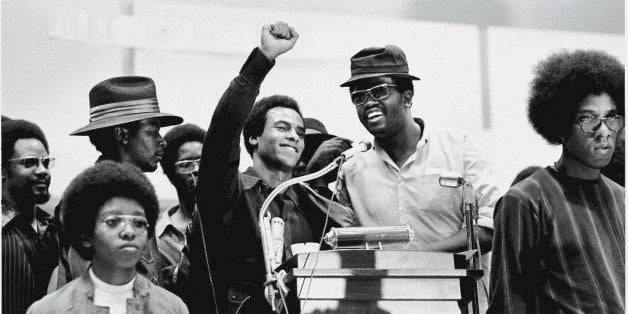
290, 242, 320, 255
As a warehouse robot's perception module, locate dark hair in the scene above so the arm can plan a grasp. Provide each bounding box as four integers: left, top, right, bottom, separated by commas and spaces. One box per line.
2, 119, 49, 168
243, 95, 303, 155
87, 121, 140, 159
161, 123, 206, 183
62, 161, 159, 260
528, 50, 624, 145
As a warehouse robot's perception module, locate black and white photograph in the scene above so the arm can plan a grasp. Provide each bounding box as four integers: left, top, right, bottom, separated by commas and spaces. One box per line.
2, 1, 624, 313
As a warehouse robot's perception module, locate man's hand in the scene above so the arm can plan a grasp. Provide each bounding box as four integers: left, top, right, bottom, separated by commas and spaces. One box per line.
306, 137, 353, 175
259, 21, 299, 61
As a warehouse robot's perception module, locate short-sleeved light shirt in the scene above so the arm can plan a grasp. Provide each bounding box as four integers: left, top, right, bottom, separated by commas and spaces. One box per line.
337, 119, 502, 249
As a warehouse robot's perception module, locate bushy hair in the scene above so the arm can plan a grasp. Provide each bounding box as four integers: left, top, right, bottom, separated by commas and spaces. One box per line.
528, 49, 624, 145
161, 123, 206, 183
2, 119, 49, 167
87, 121, 140, 159
61, 161, 159, 260
243, 95, 303, 155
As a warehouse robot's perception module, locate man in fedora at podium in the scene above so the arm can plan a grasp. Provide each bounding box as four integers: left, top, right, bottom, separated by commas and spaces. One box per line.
310, 45, 501, 252
51, 76, 183, 290
307, 45, 502, 311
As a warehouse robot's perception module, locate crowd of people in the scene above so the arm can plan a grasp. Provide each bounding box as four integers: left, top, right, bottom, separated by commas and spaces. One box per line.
2, 21, 624, 314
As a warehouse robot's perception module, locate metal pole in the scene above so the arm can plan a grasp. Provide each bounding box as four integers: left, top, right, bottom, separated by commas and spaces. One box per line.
120, 0, 135, 75
463, 183, 480, 314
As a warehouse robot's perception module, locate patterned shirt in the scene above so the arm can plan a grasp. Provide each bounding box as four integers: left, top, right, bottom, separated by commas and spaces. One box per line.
488, 167, 625, 313
2, 201, 59, 314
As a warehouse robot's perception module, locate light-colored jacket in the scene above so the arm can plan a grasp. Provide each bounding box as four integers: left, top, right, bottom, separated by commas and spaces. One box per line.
28, 269, 188, 314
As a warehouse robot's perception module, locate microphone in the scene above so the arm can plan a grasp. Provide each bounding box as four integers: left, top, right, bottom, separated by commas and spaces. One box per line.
270, 217, 284, 268
341, 141, 372, 159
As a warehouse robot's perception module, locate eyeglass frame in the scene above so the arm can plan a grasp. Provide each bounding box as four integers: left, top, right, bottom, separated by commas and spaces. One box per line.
7, 156, 56, 169
174, 158, 201, 174
573, 115, 624, 134
98, 214, 150, 235
349, 83, 398, 106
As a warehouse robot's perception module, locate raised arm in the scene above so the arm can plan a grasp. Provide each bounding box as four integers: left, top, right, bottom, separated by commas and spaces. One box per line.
188, 22, 298, 313
197, 22, 299, 216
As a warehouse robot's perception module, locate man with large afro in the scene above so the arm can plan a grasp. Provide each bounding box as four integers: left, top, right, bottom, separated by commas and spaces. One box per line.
489, 50, 624, 313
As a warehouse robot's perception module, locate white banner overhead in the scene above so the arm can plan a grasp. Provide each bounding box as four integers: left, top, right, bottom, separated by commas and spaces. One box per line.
47, 3, 475, 60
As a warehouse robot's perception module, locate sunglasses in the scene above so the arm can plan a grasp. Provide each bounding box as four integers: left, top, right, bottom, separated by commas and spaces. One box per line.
574, 115, 624, 133
7, 156, 55, 169
174, 159, 200, 174
350, 84, 398, 106
100, 215, 150, 235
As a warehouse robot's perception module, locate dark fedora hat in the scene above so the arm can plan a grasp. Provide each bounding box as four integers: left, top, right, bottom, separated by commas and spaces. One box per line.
340, 45, 420, 87
70, 76, 183, 136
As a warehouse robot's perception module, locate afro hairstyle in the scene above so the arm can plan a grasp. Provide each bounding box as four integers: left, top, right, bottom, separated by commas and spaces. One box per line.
2, 119, 49, 168
161, 123, 206, 183
61, 160, 159, 260
243, 95, 304, 156
528, 49, 624, 145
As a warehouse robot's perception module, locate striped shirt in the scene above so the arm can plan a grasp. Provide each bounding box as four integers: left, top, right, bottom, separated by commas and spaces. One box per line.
2, 202, 59, 314
488, 167, 625, 314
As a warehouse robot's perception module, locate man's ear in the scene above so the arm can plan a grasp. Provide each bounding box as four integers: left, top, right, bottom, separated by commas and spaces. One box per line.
80, 235, 92, 249
114, 126, 130, 146
2, 167, 7, 182
403, 90, 414, 108
248, 136, 259, 150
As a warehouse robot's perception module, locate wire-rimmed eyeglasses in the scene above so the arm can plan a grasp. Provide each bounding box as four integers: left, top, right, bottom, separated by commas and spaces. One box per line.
574, 115, 624, 133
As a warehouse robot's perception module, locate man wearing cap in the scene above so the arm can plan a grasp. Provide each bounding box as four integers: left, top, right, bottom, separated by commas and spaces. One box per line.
186, 22, 356, 313
311, 45, 501, 252
51, 76, 184, 290
309, 45, 502, 311
293, 118, 350, 179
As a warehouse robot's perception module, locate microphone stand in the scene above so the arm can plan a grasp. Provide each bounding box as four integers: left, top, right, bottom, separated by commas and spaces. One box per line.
462, 182, 481, 314
462, 182, 480, 270
440, 174, 481, 314
258, 156, 343, 313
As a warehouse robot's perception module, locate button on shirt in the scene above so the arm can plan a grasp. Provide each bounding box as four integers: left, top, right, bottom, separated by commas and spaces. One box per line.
337, 119, 502, 249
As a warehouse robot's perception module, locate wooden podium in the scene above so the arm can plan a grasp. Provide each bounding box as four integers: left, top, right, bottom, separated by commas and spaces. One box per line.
278, 249, 483, 314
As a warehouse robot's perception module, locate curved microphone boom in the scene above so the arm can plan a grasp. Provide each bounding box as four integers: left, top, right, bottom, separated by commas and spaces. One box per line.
341, 141, 372, 159
258, 140, 371, 312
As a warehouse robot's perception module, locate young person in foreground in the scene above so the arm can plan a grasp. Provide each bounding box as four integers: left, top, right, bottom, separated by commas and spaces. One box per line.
28, 161, 188, 313
488, 50, 625, 313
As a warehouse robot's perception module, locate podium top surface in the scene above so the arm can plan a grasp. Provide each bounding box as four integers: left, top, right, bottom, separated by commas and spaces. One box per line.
279, 249, 471, 271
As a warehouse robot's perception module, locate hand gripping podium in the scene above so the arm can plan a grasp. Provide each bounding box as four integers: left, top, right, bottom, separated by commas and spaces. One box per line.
277, 249, 483, 314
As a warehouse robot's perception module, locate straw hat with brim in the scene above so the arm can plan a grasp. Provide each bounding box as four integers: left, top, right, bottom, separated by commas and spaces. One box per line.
340, 45, 420, 87
71, 76, 183, 136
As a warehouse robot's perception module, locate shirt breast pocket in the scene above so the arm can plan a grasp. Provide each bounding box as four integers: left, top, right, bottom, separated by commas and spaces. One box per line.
415, 171, 462, 218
